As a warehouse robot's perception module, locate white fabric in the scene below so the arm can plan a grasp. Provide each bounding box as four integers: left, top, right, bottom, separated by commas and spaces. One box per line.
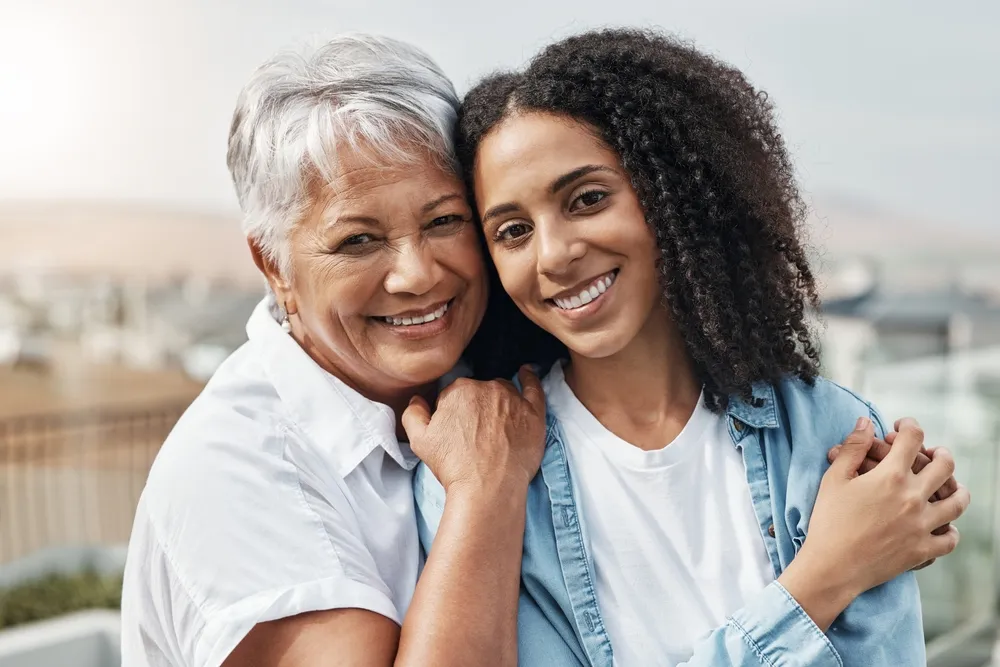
543, 362, 776, 667
121, 297, 421, 667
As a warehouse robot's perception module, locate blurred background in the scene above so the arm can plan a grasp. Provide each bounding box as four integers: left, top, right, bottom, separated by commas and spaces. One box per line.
0, 0, 997, 665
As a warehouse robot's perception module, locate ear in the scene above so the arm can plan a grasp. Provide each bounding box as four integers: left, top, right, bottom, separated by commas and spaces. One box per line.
248, 238, 296, 314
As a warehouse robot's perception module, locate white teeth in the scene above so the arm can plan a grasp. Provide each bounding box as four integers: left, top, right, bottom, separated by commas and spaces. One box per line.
552, 271, 617, 311
384, 302, 449, 326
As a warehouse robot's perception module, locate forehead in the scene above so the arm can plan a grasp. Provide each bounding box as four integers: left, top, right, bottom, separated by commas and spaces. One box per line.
327, 143, 459, 200
474, 112, 617, 192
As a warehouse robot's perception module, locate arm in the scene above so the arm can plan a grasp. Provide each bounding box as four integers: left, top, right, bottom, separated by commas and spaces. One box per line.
649, 418, 967, 667
396, 480, 527, 666
223, 368, 546, 667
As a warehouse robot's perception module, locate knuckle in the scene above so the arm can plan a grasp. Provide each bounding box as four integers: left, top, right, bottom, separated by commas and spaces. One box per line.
887, 469, 909, 488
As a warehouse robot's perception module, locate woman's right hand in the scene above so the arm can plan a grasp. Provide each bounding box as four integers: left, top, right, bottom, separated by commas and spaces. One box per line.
778, 417, 970, 631
402, 365, 547, 496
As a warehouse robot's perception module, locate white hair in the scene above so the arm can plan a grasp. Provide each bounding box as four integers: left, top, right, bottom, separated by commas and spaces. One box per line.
227, 34, 460, 280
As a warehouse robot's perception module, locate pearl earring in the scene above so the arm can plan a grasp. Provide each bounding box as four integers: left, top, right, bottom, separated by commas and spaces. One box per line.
281, 316, 291, 333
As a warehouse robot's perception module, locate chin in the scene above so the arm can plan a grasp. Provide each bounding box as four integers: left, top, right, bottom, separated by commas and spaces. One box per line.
556, 330, 630, 360
391, 349, 462, 386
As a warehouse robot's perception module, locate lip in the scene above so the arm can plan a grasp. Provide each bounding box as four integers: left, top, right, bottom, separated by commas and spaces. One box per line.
545, 269, 619, 322
372, 298, 456, 341
546, 270, 618, 302
381, 300, 451, 320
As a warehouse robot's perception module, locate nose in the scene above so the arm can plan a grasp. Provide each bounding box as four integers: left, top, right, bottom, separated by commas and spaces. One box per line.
535, 216, 586, 277
383, 235, 443, 295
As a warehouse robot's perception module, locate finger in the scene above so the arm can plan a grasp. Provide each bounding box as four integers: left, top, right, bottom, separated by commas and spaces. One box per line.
829, 418, 875, 479
924, 525, 961, 561
866, 439, 892, 463
517, 365, 546, 413
401, 395, 432, 443
927, 484, 970, 528
886, 417, 924, 468
923, 448, 959, 500
858, 456, 879, 475
918, 447, 957, 498
884, 431, 897, 445
911, 451, 932, 475
828, 439, 888, 464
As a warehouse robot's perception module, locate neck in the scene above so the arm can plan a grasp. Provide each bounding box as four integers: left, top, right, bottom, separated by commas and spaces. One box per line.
295, 329, 436, 440
564, 305, 701, 450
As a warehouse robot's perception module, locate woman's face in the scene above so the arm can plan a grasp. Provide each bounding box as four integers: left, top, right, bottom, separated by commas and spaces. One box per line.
265, 143, 487, 396
474, 111, 663, 360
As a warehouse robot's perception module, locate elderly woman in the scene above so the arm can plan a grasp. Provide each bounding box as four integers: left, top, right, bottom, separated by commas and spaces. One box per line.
120, 35, 546, 667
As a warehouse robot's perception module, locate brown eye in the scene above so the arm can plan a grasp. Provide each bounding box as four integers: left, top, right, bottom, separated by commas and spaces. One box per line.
426, 214, 468, 235
334, 233, 380, 255
495, 222, 531, 242
571, 190, 608, 211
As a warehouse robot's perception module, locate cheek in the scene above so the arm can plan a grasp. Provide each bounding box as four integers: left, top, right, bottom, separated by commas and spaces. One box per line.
444, 229, 486, 284
298, 256, 382, 323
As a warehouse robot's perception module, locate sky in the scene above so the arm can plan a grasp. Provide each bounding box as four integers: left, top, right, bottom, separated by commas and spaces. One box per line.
0, 0, 996, 230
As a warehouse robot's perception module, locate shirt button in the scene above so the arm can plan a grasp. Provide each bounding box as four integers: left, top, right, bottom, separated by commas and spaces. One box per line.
732, 418, 744, 432
768, 524, 776, 537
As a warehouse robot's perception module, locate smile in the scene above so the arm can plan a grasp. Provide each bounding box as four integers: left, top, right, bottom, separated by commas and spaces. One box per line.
380, 300, 451, 327
550, 270, 619, 311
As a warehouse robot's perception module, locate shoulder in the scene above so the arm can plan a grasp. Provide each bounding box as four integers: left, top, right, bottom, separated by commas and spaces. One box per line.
772, 375, 889, 441
133, 345, 389, 622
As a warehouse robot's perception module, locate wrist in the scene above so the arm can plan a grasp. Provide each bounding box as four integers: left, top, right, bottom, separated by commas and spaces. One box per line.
446, 476, 530, 511
777, 548, 862, 632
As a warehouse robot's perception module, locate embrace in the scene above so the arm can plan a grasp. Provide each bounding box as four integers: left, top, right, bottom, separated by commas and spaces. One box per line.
121, 29, 970, 667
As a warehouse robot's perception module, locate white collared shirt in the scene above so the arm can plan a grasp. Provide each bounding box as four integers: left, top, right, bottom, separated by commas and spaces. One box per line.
121, 298, 421, 667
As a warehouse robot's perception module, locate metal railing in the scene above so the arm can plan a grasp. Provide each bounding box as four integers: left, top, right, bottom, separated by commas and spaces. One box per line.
0, 404, 187, 565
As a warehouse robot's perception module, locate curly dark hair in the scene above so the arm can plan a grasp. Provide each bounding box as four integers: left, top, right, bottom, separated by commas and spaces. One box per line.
461, 28, 820, 410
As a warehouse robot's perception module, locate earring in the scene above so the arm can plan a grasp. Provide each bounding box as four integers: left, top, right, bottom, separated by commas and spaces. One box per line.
281, 316, 291, 333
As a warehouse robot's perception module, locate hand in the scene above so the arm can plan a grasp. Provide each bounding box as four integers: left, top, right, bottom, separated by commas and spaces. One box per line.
779, 418, 970, 630
828, 417, 961, 569
402, 365, 547, 496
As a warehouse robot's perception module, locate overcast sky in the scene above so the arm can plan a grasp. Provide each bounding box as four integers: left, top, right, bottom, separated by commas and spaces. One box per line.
0, 0, 996, 229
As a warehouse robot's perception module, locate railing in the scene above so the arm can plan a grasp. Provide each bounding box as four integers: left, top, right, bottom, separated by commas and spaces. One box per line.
0, 404, 188, 565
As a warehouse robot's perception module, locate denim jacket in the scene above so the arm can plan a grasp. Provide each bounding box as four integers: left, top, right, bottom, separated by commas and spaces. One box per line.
413, 374, 925, 666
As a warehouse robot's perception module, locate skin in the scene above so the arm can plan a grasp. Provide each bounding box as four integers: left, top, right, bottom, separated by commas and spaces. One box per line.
473, 110, 970, 635
253, 143, 487, 419
227, 142, 547, 667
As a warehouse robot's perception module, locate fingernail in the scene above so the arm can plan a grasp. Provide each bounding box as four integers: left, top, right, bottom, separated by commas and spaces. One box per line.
856, 416, 871, 430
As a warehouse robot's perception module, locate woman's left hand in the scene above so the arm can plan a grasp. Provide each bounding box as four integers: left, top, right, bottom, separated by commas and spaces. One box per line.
827, 417, 961, 570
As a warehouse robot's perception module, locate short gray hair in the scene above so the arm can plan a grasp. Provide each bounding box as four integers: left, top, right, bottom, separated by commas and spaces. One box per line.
227, 34, 460, 278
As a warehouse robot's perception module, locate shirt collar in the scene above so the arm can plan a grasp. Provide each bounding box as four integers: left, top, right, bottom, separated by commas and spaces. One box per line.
726, 382, 780, 429
245, 297, 418, 476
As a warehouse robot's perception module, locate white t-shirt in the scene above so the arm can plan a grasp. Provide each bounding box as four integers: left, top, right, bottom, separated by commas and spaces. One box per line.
120, 298, 421, 667
544, 362, 776, 666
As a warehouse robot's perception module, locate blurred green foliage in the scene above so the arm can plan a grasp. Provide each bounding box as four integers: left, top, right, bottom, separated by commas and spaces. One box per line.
0, 571, 122, 630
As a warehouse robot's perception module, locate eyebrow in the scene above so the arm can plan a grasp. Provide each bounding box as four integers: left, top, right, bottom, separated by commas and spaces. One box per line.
549, 164, 616, 194
331, 193, 465, 228
421, 193, 465, 214
480, 164, 617, 226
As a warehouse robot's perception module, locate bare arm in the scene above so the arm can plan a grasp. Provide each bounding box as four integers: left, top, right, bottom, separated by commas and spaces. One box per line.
395, 480, 527, 666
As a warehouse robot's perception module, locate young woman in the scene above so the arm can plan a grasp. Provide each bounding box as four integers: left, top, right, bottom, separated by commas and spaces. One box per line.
413, 29, 969, 666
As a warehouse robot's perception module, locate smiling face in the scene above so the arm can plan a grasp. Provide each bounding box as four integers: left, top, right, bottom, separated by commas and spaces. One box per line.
260, 142, 487, 398
473, 111, 666, 360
